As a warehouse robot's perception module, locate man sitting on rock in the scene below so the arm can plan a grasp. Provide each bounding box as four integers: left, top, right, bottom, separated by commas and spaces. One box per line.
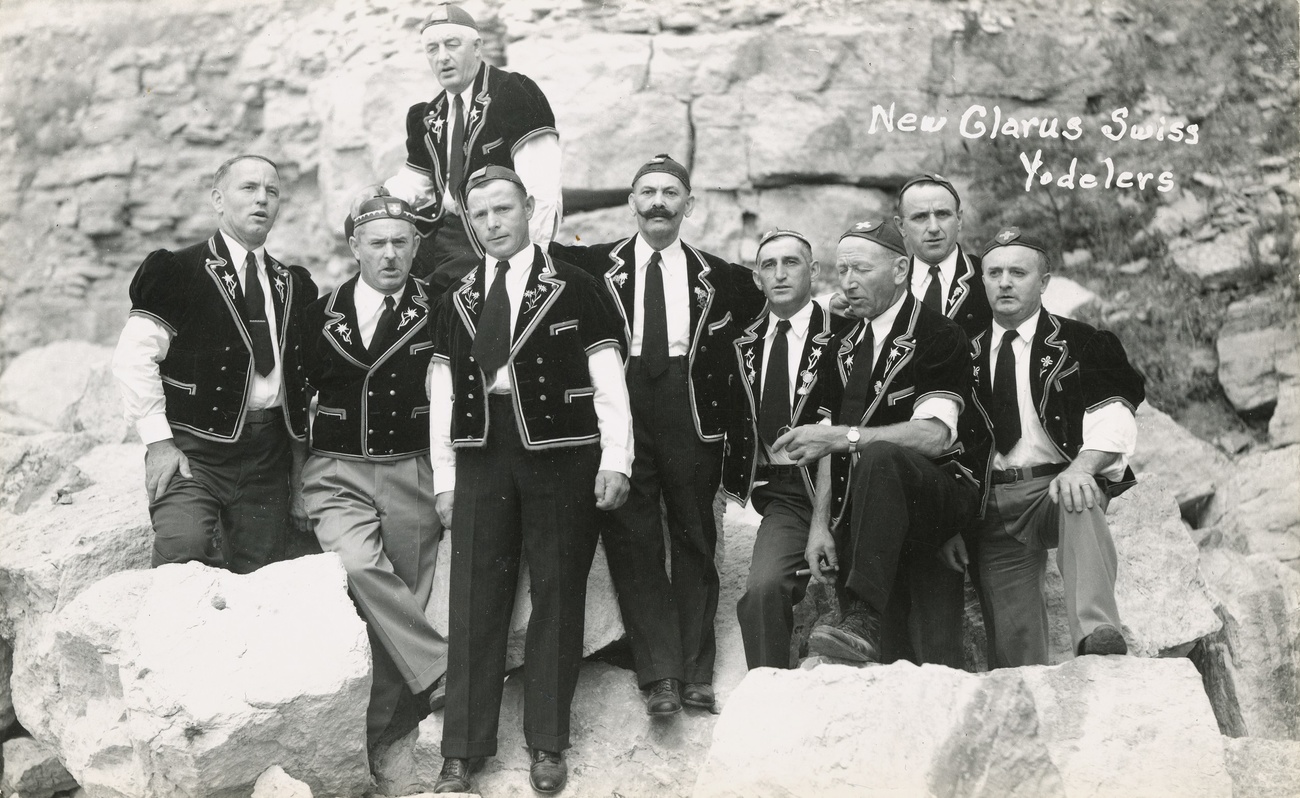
944, 227, 1145, 667
721, 229, 849, 670
300, 192, 448, 753
774, 220, 977, 664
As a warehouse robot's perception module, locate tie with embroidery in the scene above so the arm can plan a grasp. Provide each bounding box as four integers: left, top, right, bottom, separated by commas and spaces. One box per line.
642, 251, 670, 378
243, 252, 275, 377
836, 323, 875, 426
922, 263, 944, 312
369, 295, 398, 357
473, 260, 512, 374
449, 94, 467, 193
992, 329, 1022, 454
759, 320, 793, 448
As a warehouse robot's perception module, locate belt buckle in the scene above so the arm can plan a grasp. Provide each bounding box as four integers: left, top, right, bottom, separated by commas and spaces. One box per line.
1006, 466, 1023, 483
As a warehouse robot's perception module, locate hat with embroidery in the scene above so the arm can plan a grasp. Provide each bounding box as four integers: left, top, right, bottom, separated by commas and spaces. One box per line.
897, 172, 961, 209
839, 219, 908, 257
633, 153, 691, 193
351, 196, 420, 230
981, 226, 1050, 258
755, 228, 814, 264
464, 164, 527, 196
420, 3, 479, 33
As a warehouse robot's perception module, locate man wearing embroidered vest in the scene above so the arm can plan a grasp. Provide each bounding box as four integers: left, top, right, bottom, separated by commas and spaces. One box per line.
429, 166, 631, 795
895, 174, 991, 340
300, 195, 447, 753
722, 229, 850, 670
112, 155, 317, 573
385, 3, 562, 292
550, 154, 765, 714
774, 220, 977, 665
943, 227, 1144, 667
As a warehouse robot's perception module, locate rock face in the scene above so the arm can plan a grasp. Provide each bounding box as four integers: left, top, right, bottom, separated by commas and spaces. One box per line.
0, 735, 80, 798
0, 431, 98, 513
1132, 403, 1234, 527
13, 554, 371, 798
0, 341, 115, 430
1, 636, 13, 734
1215, 445, 1300, 567
693, 657, 1232, 798
1170, 226, 1264, 288
1216, 293, 1300, 415
1222, 737, 1300, 798
251, 766, 314, 798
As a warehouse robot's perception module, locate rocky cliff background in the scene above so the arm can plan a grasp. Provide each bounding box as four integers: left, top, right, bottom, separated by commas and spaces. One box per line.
0, 0, 1298, 796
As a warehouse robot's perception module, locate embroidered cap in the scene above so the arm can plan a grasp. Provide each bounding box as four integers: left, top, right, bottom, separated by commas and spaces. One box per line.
897, 173, 961, 209
352, 196, 420, 229
839, 219, 908, 257
755, 228, 813, 265
464, 164, 527, 196
420, 3, 479, 33
633, 153, 691, 193
981, 226, 1050, 258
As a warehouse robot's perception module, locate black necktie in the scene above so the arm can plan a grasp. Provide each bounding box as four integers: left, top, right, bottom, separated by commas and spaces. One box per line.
642, 251, 670, 378
243, 252, 275, 377
922, 263, 944, 312
472, 260, 512, 374
369, 295, 397, 357
992, 330, 1022, 455
449, 94, 466, 193
836, 323, 875, 426
759, 319, 792, 448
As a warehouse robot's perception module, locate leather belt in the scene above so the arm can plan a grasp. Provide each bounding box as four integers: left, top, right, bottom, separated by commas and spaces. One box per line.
990, 462, 1068, 485
245, 407, 282, 423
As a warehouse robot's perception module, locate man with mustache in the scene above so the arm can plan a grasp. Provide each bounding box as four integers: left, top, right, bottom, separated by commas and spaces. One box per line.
112, 154, 317, 573
383, 3, 562, 292
947, 227, 1143, 667
551, 154, 764, 714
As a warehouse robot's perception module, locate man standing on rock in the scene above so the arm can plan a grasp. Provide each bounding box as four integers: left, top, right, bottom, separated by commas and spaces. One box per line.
384, 3, 562, 292
551, 154, 765, 714
774, 220, 977, 665
945, 227, 1144, 667
300, 193, 447, 752
112, 154, 317, 573
722, 229, 849, 670
430, 165, 631, 795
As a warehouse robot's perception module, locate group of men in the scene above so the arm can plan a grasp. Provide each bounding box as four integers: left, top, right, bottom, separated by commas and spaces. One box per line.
111, 3, 1145, 796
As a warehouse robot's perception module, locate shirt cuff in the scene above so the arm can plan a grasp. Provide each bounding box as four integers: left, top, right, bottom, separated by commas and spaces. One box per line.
434, 467, 456, 495
911, 396, 960, 449
137, 414, 174, 445
598, 445, 631, 476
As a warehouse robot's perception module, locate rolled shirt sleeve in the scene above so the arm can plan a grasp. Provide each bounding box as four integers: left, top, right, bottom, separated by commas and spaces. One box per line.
385, 165, 439, 213
588, 346, 632, 475
911, 395, 960, 451
514, 131, 562, 246
1081, 402, 1137, 482
428, 357, 457, 494
112, 314, 175, 445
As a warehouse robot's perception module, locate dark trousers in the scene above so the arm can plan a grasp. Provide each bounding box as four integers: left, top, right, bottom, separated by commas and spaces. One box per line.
149, 412, 291, 573
603, 357, 722, 686
877, 544, 967, 668
840, 441, 975, 659
441, 396, 600, 758
736, 467, 812, 670
412, 214, 478, 293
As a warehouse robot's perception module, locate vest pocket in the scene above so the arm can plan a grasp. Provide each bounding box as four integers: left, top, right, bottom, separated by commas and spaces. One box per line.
160, 375, 197, 395
564, 387, 595, 403
316, 405, 348, 420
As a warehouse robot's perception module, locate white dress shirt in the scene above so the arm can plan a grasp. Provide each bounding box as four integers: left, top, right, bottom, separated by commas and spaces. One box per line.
630, 235, 691, 358
428, 246, 633, 495
909, 247, 960, 313
989, 309, 1135, 481
112, 230, 284, 445
758, 301, 814, 466
354, 279, 405, 350
863, 291, 960, 447
385, 83, 563, 246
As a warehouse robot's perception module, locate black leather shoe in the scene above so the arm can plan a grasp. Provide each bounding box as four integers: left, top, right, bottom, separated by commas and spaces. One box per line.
529, 748, 567, 794
433, 757, 483, 794
645, 678, 682, 716
1080, 625, 1128, 656
682, 682, 715, 710
807, 601, 882, 663
425, 673, 447, 713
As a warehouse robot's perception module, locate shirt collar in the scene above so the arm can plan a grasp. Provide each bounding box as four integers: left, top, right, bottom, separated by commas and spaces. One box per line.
219, 230, 265, 270
911, 246, 960, 286
766, 299, 815, 338
354, 276, 406, 320
868, 290, 908, 345
634, 234, 683, 269
993, 308, 1042, 344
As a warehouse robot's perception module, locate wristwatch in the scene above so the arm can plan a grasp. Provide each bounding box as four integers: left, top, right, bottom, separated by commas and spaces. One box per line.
844, 426, 861, 452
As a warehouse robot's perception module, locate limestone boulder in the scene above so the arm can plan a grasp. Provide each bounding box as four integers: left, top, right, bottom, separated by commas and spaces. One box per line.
1132, 403, 1233, 527
0, 431, 97, 514
1, 636, 13, 735
1216, 293, 1300, 415
1041, 276, 1098, 320
1170, 226, 1265, 288
426, 537, 626, 672
1269, 379, 1300, 447
0, 736, 80, 798
0, 341, 115, 431
0, 443, 151, 644
13, 554, 371, 798
252, 766, 314, 798
749, 185, 893, 269
1215, 445, 1300, 566
1197, 548, 1300, 740
1222, 737, 1300, 798
693, 657, 1232, 798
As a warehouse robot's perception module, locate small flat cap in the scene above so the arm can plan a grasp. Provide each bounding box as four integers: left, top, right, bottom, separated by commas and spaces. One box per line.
756, 228, 813, 263
465, 164, 526, 195
633, 153, 691, 193
420, 4, 479, 33
352, 196, 419, 229
981, 226, 1050, 258
839, 219, 908, 257
897, 173, 961, 208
